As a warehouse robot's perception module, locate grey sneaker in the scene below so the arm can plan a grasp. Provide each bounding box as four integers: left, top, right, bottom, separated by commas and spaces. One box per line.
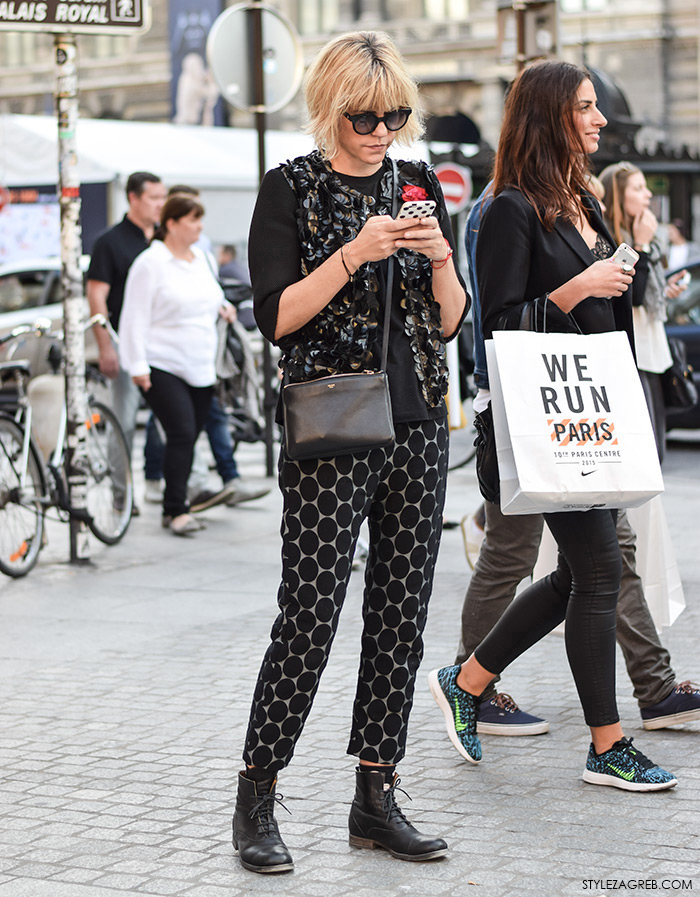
224, 478, 271, 506
428, 666, 482, 764
190, 483, 237, 513
144, 479, 164, 503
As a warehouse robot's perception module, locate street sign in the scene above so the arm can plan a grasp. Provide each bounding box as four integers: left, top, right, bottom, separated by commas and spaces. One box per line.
434, 162, 472, 215
0, 0, 150, 34
206, 2, 302, 114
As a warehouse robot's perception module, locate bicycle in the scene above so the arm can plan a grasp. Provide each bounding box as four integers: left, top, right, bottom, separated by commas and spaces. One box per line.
0, 315, 133, 578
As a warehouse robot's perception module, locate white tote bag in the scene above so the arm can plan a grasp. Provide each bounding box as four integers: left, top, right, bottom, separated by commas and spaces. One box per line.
486, 330, 664, 515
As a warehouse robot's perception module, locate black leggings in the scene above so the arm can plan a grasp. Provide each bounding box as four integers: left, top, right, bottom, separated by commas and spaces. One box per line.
474, 507, 621, 728
142, 368, 213, 518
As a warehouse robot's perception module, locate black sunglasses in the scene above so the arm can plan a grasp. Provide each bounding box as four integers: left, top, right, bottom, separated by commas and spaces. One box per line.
343, 108, 412, 135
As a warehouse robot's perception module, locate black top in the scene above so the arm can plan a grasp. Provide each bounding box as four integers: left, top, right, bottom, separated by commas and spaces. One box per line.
87, 215, 149, 331
249, 163, 465, 423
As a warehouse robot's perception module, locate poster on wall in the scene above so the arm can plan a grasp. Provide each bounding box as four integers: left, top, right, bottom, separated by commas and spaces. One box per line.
169, 0, 225, 126
0, 201, 60, 264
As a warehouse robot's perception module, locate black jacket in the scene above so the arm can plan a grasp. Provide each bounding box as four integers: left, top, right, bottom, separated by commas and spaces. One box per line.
476, 187, 635, 355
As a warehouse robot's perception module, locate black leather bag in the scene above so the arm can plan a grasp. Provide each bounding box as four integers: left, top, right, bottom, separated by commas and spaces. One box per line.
283, 371, 394, 461
282, 161, 398, 463
473, 403, 500, 503
661, 337, 698, 409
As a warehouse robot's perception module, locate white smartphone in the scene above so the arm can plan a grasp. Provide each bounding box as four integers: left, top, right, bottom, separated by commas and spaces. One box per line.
396, 199, 437, 220
610, 242, 639, 268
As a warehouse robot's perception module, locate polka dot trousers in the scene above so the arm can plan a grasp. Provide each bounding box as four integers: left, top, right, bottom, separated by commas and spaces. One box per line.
242, 418, 449, 772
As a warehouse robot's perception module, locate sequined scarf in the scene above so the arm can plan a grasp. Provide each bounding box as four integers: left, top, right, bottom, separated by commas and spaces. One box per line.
278, 150, 449, 408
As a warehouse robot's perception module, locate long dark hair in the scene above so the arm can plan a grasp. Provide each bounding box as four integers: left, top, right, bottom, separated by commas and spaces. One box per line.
492, 60, 592, 230
154, 194, 204, 241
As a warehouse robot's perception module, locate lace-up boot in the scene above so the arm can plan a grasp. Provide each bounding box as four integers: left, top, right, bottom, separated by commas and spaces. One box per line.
348, 767, 448, 861
232, 772, 294, 874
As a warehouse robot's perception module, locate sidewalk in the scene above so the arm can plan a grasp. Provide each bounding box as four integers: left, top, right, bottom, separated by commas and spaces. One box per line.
0, 431, 698, 897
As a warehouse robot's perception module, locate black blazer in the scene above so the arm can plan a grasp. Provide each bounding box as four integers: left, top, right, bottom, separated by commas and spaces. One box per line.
476, 187, 635, 355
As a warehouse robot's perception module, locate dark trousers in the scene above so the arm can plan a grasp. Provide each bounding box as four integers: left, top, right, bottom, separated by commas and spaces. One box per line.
456, 503, 675, 708
144, 394, 240, 484
243, 418, 449, 773
474, 507, 622, 728
142, 368, 213, 518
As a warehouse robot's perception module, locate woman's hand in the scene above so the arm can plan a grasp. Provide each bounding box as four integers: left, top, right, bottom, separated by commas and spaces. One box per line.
632, 208, 658, 247
219, 303, 237, 323
344, 215, 416, 266
664, 269, 688, 301
394, 217, 449, 260
549, 260, 634, 313
133, 373, 151, 392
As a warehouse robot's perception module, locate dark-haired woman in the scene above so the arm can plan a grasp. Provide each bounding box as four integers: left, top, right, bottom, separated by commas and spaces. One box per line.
120, 194, 234, 536
232, 30, 468, 874
429, 60, 677, 793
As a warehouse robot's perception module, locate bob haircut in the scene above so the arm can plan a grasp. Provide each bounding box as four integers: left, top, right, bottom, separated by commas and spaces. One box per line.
155, 194, 204, 241
492, 60, 594, 230
304, 31, 424, 160
597, 162, 643, 245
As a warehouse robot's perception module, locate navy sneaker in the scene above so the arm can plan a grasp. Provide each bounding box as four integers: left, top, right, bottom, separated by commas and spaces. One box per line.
582, 737, 677, 792
477, 693, 550, 736
641, 681, 700, 730
428, 666, 482, 764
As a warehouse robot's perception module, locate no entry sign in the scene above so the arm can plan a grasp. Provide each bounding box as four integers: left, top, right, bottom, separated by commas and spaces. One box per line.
434, 162, 472, 215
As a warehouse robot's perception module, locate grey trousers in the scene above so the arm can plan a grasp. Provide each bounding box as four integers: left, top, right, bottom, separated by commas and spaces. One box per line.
455, 501, 676, 709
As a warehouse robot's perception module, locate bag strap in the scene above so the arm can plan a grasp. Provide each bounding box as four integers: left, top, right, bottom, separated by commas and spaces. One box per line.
379, 158, 398, 373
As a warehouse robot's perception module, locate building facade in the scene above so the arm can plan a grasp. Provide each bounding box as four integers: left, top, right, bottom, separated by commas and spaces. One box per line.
1, 0, 698, 217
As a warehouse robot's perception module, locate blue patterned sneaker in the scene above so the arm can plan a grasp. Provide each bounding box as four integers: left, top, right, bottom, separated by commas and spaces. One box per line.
641, 681, 700, 730
477, 693, 550, 736
582, 737, 677, 792
428, 666, 482, 764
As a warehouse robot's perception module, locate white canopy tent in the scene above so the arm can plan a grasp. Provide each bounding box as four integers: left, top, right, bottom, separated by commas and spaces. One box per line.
0, 114, 432, 259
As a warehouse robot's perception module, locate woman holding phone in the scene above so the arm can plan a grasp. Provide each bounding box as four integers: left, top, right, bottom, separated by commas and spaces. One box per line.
429, 61, 677, 794
231, 30, 467, 874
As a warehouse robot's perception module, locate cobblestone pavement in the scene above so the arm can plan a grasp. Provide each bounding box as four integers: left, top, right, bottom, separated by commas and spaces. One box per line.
0, 431, 698, 897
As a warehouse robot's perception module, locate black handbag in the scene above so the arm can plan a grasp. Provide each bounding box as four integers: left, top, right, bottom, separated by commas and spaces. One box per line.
661, 337, 698, 409
282, 162, 398, 462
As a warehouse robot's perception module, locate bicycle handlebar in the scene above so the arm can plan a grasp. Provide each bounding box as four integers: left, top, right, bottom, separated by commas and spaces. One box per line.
0, 313, 119, 348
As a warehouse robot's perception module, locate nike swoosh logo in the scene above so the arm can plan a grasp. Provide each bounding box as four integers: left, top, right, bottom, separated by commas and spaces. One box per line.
581, 470, 597, 477
454, 703, 468, 732
607, 764, 635, 781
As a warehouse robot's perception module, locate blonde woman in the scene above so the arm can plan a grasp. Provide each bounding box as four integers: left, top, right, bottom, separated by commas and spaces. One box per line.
599, 163, 688, 461
232, 31, 468, 873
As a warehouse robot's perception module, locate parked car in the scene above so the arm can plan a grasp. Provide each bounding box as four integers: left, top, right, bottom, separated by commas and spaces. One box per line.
665, 260, 700, 430
0, 255, 95, 375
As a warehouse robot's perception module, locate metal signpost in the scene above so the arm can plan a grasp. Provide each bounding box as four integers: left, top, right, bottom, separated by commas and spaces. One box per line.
207, 1, 303, 476
0, 0, 150, 562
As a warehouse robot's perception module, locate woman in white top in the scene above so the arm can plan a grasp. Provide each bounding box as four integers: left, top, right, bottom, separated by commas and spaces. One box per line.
599, 163, 688, 462
120, 193, 233, 535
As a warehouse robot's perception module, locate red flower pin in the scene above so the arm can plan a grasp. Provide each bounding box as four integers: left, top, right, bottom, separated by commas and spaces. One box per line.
401, 184, 429, 202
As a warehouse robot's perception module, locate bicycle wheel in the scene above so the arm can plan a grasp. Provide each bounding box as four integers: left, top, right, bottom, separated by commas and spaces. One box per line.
0, 415, 45, 577
81, 399, 133, 544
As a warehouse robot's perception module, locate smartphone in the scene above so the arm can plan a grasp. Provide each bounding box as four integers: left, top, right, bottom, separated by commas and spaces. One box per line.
396, 200, 437, 220
610, 242, 639, 268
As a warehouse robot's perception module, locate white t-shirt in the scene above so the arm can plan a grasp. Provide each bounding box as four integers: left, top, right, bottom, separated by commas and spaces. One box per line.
119, 240, 225, 387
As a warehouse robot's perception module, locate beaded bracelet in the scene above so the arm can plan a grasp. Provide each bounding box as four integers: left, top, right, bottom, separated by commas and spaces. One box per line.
340, 244, 354, 282
430, 238, 454, 270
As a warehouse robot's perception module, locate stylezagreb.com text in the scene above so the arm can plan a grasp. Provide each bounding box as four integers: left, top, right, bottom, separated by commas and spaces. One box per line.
583, 881, 692, 891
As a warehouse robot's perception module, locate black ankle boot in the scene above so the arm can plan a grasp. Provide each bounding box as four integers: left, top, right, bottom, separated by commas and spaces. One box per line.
232, 772, 294, 874
348, 767, 448, 861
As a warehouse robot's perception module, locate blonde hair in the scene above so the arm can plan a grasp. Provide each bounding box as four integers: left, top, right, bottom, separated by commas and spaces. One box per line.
303, 31, 424, 160
598, 162, 643, 244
